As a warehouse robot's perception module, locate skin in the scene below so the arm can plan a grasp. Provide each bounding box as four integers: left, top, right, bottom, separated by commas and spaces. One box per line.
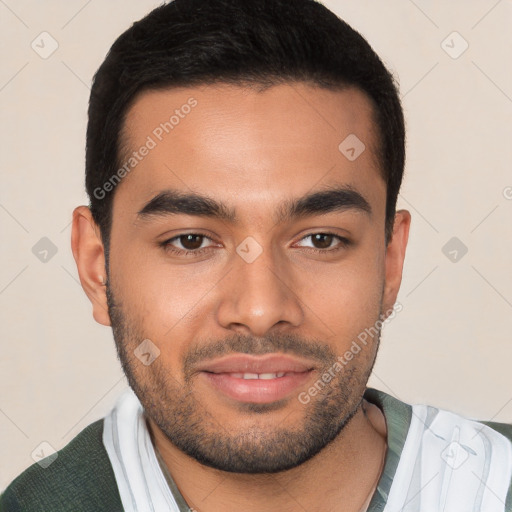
72, 82, 410, 512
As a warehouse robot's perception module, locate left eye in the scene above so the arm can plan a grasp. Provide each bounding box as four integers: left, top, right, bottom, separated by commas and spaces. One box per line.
295, 233, 350, 251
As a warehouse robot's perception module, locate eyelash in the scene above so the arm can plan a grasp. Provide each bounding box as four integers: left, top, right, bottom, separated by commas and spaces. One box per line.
160, 231, 351, 257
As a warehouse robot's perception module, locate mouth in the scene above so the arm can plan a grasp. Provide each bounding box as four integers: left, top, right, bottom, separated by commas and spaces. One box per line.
220, 372, 290, 379
197, 353, 316, 404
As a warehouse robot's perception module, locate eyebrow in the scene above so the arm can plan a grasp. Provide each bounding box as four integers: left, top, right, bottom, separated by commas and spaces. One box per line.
136, 184, 372, 225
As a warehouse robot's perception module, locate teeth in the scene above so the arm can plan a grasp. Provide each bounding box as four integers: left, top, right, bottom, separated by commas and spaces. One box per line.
230, 372, 287, 379
243, 373, 259, 379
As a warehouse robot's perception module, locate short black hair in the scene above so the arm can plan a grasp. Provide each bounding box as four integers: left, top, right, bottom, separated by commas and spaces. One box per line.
86, 0, 405, 260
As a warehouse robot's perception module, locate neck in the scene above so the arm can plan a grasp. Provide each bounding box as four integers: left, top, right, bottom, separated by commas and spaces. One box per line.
148, 399, 387, 512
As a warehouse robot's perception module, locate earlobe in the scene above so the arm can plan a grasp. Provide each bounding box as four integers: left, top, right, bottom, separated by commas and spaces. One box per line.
382, 209, 411, 315
71, 206, 111, 326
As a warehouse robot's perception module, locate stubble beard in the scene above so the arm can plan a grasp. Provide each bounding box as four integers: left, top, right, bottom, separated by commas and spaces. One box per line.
106, 285, 382, 474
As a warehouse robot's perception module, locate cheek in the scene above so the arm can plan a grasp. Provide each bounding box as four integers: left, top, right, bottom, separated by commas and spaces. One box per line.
299, 248, 384, 348
110, 250, 219, 374
111, 239, 202, 321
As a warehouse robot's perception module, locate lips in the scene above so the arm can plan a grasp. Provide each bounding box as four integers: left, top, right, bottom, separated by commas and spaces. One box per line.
197, 353, 314, 374
197, 354, 315, 404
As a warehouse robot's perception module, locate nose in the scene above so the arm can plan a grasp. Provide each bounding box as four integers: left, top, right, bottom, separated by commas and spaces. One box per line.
215, 243, 304, 338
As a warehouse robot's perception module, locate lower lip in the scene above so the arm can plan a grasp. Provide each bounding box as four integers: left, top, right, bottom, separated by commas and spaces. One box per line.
202, 371, 313, 403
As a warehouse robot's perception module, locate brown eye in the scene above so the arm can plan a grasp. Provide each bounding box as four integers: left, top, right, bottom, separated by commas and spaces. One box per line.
311, 233, 334, 249
179, 234, 205, 250
161, 232, 215, 255
295, 232, 351, 253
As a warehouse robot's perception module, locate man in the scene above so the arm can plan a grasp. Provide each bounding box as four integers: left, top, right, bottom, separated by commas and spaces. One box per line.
1, 0, 511, 510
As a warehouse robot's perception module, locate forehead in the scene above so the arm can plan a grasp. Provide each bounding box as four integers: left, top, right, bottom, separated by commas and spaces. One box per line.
115, 82, 384, 219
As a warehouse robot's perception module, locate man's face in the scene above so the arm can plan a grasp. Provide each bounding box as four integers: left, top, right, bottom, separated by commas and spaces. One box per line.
104, 83, 396, 473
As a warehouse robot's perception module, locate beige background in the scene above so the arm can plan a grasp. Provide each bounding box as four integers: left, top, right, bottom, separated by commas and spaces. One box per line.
1, 0, 511, 491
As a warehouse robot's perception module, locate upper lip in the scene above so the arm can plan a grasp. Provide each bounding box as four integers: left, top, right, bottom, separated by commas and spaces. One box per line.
198, 353, 315, 374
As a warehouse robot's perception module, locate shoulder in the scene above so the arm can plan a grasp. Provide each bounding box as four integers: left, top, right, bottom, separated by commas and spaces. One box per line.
401, 404, 512, 510
0, 419, 123, 512
365, 388, 512, 510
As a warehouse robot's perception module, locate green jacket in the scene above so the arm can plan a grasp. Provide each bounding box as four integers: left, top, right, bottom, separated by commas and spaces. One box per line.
0, 419, 123, 511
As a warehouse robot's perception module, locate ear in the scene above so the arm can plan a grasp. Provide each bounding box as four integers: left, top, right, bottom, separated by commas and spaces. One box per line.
381, 209, 411, 316
71, 206, 111, 326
